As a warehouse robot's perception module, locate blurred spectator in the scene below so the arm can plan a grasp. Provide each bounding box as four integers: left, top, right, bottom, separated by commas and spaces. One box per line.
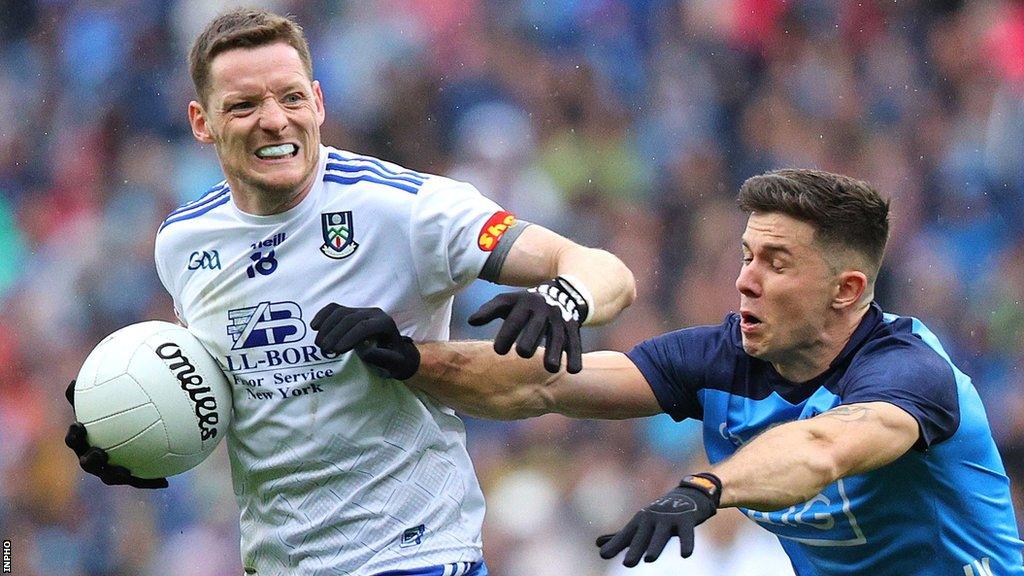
1, 1, 1021, 574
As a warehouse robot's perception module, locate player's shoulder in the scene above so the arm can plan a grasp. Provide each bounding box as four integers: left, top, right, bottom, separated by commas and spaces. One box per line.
626, 314, 745, 419
157, 180, 233, 240
322, 146, 481, 201
651, 313, 742, 349
631, 313, 743, 366
847, 310, 958, 386
322, 146, 433, 197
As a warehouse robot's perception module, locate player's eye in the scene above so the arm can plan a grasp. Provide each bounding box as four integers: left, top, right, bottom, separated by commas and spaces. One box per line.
283, 92, 304, 105
227, 101, 255, 113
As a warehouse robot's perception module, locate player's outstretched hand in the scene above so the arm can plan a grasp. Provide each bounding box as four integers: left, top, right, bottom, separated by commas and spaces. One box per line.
468, 276, 589, 374
311, 303, 420, 380
595, 474, 721, 567
64, 380, 169, 489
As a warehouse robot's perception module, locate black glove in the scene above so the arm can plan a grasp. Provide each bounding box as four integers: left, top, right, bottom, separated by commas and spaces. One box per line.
64, 380, 169, 489
467, 276, 589, 374
596, 473, 721, 567
311, 303, 420, 380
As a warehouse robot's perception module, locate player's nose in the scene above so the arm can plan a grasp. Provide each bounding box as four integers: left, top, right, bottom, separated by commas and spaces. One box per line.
735, 262, 761, 298
257, 99, 288, 133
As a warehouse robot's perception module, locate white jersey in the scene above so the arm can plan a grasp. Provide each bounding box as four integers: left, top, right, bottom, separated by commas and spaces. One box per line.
154, 145, 509, 575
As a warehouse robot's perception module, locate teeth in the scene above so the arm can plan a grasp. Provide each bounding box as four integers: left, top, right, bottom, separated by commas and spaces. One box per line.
256, 144, 297, 158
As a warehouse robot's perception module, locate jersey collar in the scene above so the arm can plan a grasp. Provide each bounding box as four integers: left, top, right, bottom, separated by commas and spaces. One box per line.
764, 302, 884, 398
229, 145, 327, 226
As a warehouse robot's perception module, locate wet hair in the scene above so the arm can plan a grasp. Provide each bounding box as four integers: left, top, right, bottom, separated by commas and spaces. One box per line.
189, 8, 313, 106
737, 169, 890, 274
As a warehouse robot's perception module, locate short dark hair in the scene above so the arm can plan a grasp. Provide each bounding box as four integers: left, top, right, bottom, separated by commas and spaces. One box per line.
737, 169, 890, 273
189, 9, 313, 106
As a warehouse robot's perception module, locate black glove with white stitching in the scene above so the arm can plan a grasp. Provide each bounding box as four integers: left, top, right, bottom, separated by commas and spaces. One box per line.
468, 276, 589, 373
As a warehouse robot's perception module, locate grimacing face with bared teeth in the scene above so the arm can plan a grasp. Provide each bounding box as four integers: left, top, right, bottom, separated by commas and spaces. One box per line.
735, 211, 841, 367
187, 42, 325, 208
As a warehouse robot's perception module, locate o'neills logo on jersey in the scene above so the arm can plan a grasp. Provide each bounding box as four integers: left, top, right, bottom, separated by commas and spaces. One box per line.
478, 211, 516, 251
321, 211, 358, 259
154, 343, 220, 441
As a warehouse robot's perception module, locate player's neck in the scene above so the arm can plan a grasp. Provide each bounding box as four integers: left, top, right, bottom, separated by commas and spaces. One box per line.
772, 304, 870, 383
229, 172, 317, 216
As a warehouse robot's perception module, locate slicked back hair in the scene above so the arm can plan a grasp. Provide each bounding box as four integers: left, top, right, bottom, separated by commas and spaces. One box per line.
189, 8, 313, 106
737, 169, 890, 276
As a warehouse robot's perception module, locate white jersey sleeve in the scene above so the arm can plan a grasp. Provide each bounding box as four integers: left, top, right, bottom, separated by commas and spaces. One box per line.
408, 177, 505, 299
153, 224, 185, 324
153, 181, 232, 326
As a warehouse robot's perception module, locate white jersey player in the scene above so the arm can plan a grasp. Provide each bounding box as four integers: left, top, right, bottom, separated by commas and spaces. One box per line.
64, 8, 636, 576
155, 145, 512, 574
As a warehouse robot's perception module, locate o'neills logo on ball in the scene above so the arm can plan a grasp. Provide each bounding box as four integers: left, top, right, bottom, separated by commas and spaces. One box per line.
155, 343, 220, 441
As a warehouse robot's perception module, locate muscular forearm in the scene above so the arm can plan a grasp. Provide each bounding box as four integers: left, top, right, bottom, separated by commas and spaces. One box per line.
554, 244, 636, 325
709, 403, 918, 511
407, 341, 557, 420
710, 421, 841, 511
407, 343, 661, 421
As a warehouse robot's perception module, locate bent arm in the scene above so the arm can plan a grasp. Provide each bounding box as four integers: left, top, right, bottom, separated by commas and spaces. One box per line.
494, 224, 636, 324
407, 342, 661, 420
712, 402, 920, 510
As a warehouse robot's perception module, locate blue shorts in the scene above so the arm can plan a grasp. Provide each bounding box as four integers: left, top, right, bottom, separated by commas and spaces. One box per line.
373, 561, 488, 576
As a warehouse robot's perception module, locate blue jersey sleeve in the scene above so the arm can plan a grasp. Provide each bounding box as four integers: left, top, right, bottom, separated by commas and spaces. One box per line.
626, 318, 738, 422
839, 337, 960, 451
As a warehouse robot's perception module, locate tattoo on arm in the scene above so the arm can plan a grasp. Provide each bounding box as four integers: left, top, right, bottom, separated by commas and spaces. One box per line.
821, 405, 873, 422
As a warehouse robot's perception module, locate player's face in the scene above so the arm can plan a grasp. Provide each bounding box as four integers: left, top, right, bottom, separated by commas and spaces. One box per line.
735, 212, 838, 365
188, 42, 325, 201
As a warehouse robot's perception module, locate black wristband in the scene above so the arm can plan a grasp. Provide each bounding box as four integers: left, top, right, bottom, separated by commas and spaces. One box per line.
680, 472, 723, 508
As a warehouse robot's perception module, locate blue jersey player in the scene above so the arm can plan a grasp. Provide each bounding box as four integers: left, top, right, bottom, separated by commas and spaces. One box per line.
403, 169, 1024, 575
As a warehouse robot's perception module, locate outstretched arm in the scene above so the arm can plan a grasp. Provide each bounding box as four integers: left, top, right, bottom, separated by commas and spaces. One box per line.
712, 402, 920, 510
407, 341, 661, 420
596, 401, 921, 566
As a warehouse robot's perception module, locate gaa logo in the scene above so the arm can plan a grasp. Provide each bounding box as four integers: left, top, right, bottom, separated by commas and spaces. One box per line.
227, 301, 305, 350
187, 250, 221, 270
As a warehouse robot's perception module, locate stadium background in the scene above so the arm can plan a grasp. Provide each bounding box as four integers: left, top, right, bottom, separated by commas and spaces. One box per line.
1, 0, 1022, 574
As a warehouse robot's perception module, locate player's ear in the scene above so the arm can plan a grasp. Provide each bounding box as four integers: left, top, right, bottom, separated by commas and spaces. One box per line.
312, 80, 326, 127
188, 100, 215, 144
832, 269, 867, 310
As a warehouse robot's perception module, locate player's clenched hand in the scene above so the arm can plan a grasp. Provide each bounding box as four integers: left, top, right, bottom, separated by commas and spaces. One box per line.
64, 380, 169, 489
596, 474, 721, 567
468, 276, 589, 374
311, 303, 420, 380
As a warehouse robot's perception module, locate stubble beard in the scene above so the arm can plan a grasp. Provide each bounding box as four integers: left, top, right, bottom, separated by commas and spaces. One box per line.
223, 146, 319, 213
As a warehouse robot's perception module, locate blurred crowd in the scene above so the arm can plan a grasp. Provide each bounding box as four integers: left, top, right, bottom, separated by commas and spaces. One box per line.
1, 0, 1023, 574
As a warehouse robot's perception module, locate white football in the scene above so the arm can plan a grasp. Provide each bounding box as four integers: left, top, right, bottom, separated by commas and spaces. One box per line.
73, 321, 231, 479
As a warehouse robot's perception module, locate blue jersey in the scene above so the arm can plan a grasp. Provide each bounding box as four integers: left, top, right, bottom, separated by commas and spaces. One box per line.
628, 303, 1023, 576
